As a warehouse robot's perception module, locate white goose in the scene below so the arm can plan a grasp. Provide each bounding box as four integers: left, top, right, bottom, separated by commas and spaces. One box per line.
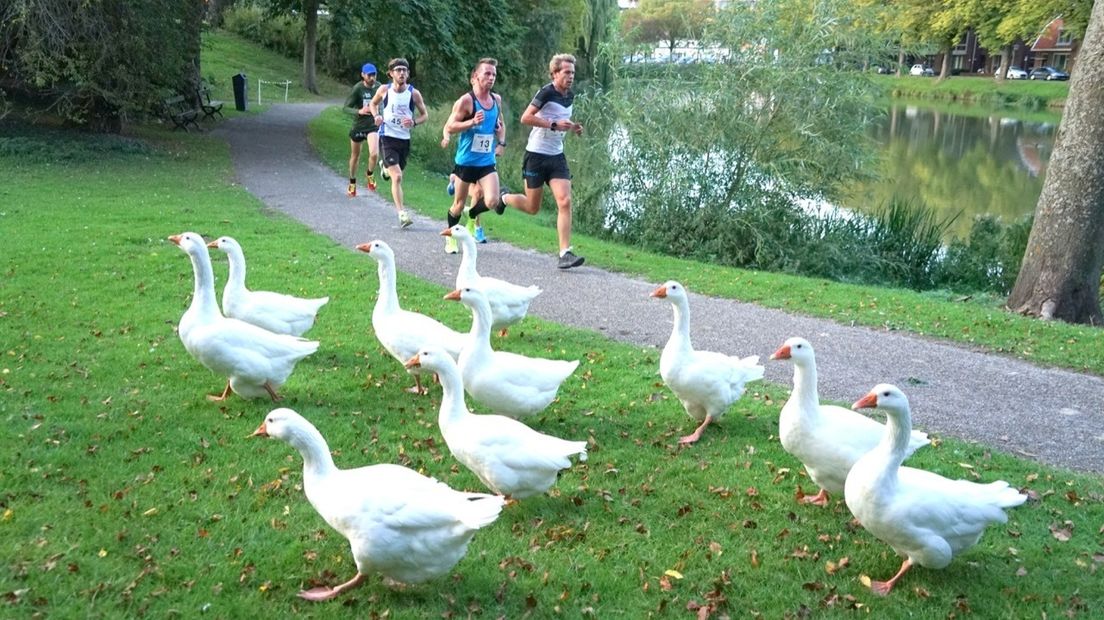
770, 337, 929, 506
406, 347, 587, 499
170, 232, 319, 401
446, 287, 578, 418
440, 225, 541, 336
356, 240, 466, 394
845, 384, 1027, 596
650, 281, 764, 444
251, 408, 504, 601
207, 236, 328, 336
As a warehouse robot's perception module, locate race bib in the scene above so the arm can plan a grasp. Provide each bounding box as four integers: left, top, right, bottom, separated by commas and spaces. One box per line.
471, 133, 494, 154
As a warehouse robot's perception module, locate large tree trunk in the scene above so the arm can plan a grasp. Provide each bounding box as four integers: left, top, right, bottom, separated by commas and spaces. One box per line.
1007, 0, 1104, 325
302, 0, 319, 95
937, 47, 951, 80
995, 45, 1011, 82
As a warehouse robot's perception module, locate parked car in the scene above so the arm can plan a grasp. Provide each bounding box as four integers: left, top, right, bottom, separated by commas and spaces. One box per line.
909, 64, 934, 77
1029, 66, 1070, 81
1005, 66, 1029, 79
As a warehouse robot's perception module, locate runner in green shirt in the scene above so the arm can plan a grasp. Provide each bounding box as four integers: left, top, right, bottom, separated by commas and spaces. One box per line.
345, 63, 380, 197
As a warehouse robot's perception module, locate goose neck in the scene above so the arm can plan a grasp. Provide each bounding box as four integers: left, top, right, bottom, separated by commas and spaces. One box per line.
874, 406, 913, 468
465, 299, 493, 349
667, 299, 692, 352
288, 424, 338, 478
434, 364, 469, 429
791, 362, 821, 408
224, 246, 248, 293
188, 246, 221, 321
457, 241, 479, 282
375, 259, 400, 315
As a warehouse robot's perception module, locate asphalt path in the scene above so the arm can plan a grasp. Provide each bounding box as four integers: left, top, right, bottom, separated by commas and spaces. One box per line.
213, 103, 1104, 474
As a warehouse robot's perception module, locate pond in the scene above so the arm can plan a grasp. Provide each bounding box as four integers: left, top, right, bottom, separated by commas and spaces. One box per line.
841, 102, 1061, 237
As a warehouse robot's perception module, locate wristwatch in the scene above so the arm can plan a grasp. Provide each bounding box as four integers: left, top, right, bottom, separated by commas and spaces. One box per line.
550, 121, 559, 131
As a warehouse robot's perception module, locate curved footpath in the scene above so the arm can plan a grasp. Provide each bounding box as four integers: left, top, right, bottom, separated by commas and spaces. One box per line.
214, 103, 1104, 474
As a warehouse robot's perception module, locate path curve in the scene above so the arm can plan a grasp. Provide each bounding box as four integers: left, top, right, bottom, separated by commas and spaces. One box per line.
214, 103, 1104, 474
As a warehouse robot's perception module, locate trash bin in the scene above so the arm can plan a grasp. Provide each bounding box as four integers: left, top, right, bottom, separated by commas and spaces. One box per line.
232, 73, 247, 111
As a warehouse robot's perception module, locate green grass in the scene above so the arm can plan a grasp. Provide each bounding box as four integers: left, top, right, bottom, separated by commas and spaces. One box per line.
2, 33, 1102, 618
199, 30, 347, 106
875, 74, 1069, 109
308, 106, 1104, 377
2, 127, 1102, 618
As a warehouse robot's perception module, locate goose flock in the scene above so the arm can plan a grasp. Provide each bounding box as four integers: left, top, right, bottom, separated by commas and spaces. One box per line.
169, 231, 1028, 601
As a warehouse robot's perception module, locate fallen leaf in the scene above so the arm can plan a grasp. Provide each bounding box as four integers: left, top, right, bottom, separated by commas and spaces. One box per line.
1015, 567, 1028, 577
1049, 521, 1073, 542
859, 574, 872, 588
664, 569, 683, 579
659, 575, 673, 591
749, 549, 759, 568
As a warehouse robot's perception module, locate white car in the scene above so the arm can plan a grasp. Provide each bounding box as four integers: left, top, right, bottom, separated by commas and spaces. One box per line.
909, 64, 934, 77
1005, 67, 1028, 80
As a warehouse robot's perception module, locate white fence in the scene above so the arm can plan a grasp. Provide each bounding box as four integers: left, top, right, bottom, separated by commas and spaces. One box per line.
257, 79, 292, 104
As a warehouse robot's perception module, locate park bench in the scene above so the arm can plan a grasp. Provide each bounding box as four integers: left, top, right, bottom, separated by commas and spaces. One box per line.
162, 94, 200, 132
196, 85, 225, 120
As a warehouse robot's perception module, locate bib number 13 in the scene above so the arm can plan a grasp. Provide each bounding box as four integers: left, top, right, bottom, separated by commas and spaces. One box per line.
472, 133, 494, 154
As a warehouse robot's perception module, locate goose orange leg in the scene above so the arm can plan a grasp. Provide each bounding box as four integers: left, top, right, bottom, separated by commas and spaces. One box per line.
679, 416, 712, 444
870, 559, 912, 596
263, 381, 282, 402
207, 381, 232, 402
799, 488, 830, 507
299, 572, 366, 602
405, 374, 428, 395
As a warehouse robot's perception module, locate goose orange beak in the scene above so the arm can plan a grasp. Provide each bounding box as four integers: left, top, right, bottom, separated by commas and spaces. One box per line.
440, 228, 453, 237
355, 242, 372, 253
168, 234, 183, 245
852, 392, 878, 411
770, 344, 791, 360
650, 285, 667, 298
206, 240, 218, 249
404, 354, 421, 369
443, 289, 462, 301
250, 422, 269, 438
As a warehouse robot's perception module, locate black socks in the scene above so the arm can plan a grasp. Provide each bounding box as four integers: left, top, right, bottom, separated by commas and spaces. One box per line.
468, 198, 506, 218
447, 210, 461, 228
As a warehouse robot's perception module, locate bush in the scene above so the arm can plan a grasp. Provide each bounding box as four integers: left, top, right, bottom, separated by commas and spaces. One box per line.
222, 3, 303, 60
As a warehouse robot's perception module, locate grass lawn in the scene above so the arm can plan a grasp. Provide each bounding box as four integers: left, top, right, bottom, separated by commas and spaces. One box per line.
1, 32, 1101, 619
875, 74, 1069, 109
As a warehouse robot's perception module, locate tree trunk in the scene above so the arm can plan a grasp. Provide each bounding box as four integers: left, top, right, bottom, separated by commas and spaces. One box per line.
995, 45, 1011, 82
896, 49, 904, 76
1007, 0, 1104, 325
937, 48, 951, 80
302, 0, 319, 95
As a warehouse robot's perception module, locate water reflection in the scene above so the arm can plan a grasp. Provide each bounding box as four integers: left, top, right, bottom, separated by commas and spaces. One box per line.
843, 103, 1058, 237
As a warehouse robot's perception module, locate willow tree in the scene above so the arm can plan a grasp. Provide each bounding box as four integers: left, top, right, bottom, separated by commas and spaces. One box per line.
1007, 0, 1104, 325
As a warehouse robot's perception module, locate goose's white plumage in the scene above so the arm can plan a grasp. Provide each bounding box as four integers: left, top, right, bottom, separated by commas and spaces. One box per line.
357, 240, 466, 394
650, 281, 764, 444
170, 233, 318, 401
252, 408, 504, 601
447, 287, 578, 418
407, 348, 586, 499
441, 225, 541, 335
207, 236, 328, 336
771, 337, 929, 506
845, 384, 1026, 596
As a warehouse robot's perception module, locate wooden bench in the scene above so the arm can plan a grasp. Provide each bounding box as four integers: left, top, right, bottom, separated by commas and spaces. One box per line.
162, 95, 200, 131
196, 85, 225, 120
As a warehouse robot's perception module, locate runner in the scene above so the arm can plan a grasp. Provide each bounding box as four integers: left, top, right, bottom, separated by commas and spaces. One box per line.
369, 58, 428, 228
501, 53, 585, 269
441, 58, 505, 252
344, 63, 379, 197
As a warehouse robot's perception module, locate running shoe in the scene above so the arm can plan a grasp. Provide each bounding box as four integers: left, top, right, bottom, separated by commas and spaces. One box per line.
474, 226, 487, 243
347, 182, 357, 197
381, 163, 390, 181
444, 236, 458, 254
447, 177, 455, 196
398, 210, 413, 229
466, 216, 477, 235
557, 250, 585, 270
366, 173, 377, 191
